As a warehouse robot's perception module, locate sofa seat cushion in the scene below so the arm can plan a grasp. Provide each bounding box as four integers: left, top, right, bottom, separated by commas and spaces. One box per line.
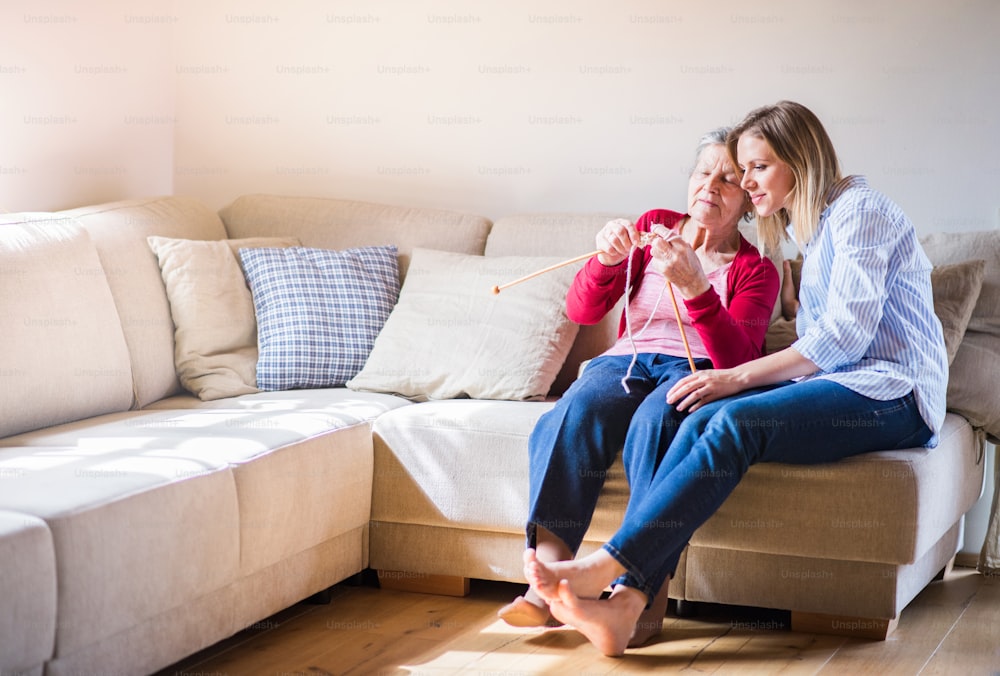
690, 413, 984, 564
0, 445, 239, 658
144, 387, 412, 421
0, 511, 56, 673
374, 403, 983, 568
372, 399, 629, 539
0, 217, 134, 438
1, 388, 409, 575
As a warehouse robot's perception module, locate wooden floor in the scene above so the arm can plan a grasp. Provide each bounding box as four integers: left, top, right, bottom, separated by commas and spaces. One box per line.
160, 567, 999, 676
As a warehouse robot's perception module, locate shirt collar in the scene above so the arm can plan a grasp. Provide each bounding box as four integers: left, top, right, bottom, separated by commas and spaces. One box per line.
825, 175, 866, 205
784, 175, 867, 251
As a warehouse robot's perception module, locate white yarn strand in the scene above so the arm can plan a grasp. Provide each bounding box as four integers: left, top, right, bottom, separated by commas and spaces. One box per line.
620, 233, 668, 393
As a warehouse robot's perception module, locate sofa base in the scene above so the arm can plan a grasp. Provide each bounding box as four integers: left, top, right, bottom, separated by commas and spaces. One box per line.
376, 570, 471, 597
790, 612, 899, 640
44, 526, 368, 676
371, 519, 963, 641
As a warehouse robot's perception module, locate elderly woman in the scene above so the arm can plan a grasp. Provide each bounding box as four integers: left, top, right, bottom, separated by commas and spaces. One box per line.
499, 128, 780, 629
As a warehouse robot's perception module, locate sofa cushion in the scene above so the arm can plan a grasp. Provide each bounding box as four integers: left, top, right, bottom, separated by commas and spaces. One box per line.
484, 213, 631, 395
689, 413, 983, 564
371, 402, 982, 573
0, 389, 408, 577
369, 398, 630, 582
0, 511, 56, 673
142, 387, 413, 419
239, 246, 400, 390
0, 443, 240, 659
347, 248, 580, 401
0, 218, 134, 438
218, 194, 492, 280
371, 400, 573, 531
62, 196, 230, 406
921, 230, 1000, 442
147, 236, 300, 400
930, 259, 985, 363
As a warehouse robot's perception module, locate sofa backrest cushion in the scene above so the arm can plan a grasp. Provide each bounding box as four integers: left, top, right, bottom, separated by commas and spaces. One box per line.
485, 212, 631, 395
219, 194, 493, 281
60, 197, 229, 407
0, 218, 134, 437
920, 230, 1000, 443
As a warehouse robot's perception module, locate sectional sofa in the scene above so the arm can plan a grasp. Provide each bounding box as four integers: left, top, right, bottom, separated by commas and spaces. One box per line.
0, 194, 994, 675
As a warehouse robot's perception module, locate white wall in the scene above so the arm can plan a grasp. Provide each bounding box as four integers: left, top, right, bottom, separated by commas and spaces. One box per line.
3, 1, 997, 229
0, 1, 176, 212
168, 0, 1000, 232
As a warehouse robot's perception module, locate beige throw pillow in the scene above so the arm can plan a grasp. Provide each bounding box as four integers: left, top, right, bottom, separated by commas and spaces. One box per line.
931, 259, 985, 364
147, 236, 299, 400
347, 248, 582, 401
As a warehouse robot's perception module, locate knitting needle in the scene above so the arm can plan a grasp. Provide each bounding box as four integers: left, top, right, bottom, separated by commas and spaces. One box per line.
490, 232, 698, 373
666, 283, 697, 372
491, 249, 601, 295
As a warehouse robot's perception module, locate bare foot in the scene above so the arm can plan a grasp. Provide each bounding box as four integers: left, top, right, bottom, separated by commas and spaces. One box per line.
628, 584, 670, 647
546, 579, 646, 657
523, 549, 623, 605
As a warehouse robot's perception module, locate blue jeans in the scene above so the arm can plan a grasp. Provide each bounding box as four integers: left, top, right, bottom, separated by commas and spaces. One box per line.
526, 353, 710, 555
604, 378, 933, 599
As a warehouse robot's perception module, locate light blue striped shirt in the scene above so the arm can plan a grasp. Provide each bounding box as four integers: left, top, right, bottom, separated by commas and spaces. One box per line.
791, 175, 948, 446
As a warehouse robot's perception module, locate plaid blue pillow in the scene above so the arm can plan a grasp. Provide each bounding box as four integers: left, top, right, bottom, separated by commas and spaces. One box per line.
239, 245, 399, 390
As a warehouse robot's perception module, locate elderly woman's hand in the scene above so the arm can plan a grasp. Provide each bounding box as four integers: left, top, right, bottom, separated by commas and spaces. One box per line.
647, 224, 710, 299
595, 218, 643, 266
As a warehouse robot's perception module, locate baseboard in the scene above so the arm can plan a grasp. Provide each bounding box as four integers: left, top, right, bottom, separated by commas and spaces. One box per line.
954, 552, 980, 569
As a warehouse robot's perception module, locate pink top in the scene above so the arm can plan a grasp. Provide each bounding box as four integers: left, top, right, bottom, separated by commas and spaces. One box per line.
603, 262, 731, 359
566, 209, 779, 369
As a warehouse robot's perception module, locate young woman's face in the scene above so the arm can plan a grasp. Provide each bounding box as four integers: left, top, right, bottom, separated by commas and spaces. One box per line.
736, 134, 795, 219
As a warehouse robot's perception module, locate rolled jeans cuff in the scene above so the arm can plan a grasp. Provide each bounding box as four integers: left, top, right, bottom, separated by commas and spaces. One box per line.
602, 543, 655, 601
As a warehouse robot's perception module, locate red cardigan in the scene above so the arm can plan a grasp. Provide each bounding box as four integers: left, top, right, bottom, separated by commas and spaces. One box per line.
566, 209, 780, 369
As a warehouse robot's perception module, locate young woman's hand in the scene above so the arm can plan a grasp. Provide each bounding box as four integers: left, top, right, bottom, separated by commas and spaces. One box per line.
666, 369, 745, 412
668, 347, 820, 412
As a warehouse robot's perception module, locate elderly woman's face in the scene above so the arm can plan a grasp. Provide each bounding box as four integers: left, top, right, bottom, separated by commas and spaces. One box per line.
687, 144, 748, 229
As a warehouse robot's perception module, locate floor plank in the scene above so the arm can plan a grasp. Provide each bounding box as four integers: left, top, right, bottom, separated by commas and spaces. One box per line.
818, 568, 991, 676
160, 568, 999, 676
920, 573, 1000, 675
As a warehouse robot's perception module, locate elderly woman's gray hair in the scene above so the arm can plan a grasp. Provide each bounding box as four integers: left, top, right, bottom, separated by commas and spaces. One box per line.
693, 127, 732, 165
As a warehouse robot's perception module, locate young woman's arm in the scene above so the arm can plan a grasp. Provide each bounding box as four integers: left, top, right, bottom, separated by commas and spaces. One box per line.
667, 345, 819, 412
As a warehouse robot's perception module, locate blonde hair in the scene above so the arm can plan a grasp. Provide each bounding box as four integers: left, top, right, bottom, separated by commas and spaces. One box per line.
726, 101, 842, 254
